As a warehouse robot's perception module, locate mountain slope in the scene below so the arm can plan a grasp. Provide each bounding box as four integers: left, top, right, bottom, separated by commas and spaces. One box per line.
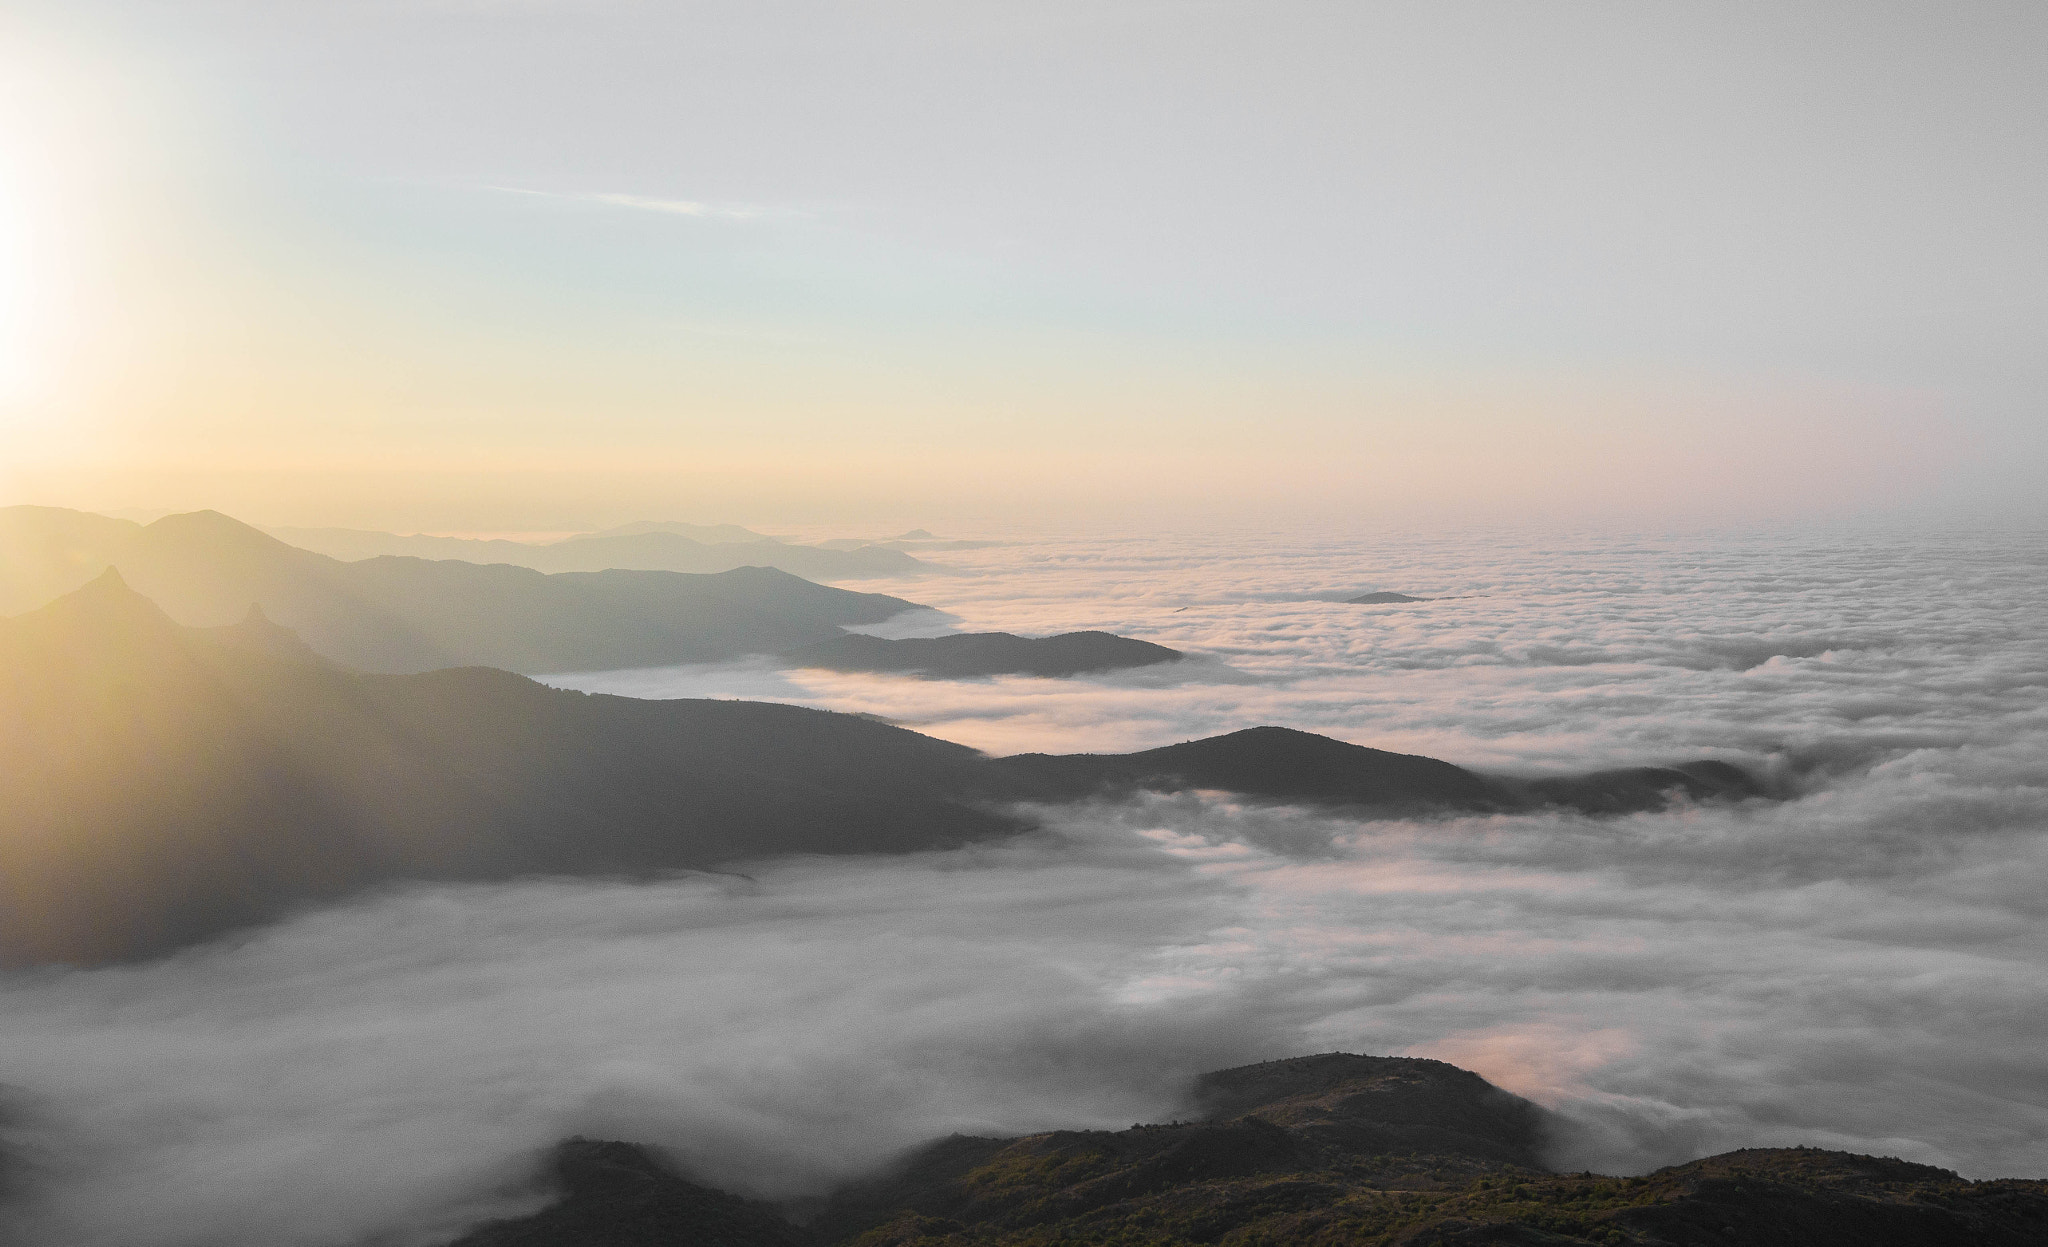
0, 507, 919, 673
0, 579, 1769, 965
999, 727, 1762, 813
1000, 727, 1508, 810
443, 1055, 2048, 1246
0, 572, 1018, 966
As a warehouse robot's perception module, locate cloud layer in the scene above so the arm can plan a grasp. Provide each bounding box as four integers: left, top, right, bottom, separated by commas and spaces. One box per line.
551, 524, 2048, 767
4, 523, 2044, 1244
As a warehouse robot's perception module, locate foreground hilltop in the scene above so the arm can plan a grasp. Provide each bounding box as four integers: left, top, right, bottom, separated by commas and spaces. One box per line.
448, 1053, 2048, 1246
0, 576, 1765, 965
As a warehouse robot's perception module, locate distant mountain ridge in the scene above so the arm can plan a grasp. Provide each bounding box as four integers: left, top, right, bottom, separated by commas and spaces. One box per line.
445, 1053, 2048, 1246
0, 570, 1013, 965
1, 576, 1773, 966
264, 519, 933, 578
0, 507, 920, 673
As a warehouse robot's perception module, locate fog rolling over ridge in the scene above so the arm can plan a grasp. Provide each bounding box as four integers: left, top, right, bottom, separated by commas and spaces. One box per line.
0, 570, 1743, 966
0, 524, 2042, 1245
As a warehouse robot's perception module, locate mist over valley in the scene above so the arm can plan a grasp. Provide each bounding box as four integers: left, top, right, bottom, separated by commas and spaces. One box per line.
3, 2, 2045, 1241
2, 520, 2044, 1246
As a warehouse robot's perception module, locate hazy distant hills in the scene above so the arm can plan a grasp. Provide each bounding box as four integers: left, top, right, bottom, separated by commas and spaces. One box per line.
815, 528, 1003, 553
265, 519, 933, 579
784, 630, 1184, 678
1350, 590, 1426, 603
0, 576, 1769, 966
0, 571, 1017, 965
0, 506, 918, 673
449, 1053, 2048, 1247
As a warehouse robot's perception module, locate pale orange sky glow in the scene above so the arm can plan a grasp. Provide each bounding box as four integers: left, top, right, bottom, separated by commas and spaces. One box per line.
0, 1, 2040, 533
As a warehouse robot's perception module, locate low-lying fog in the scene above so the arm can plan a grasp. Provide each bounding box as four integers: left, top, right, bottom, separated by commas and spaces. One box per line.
5, 525, 2045, 1246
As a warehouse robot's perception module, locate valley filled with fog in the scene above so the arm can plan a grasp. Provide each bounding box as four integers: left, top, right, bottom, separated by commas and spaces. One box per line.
3, 522, 2045, 1247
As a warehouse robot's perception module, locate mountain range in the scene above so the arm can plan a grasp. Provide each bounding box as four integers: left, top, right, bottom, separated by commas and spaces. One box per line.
0, 506, 919, 673
1, 574, 1767, 966
264, 520, 934, 579
446, 1053, 2048, 1247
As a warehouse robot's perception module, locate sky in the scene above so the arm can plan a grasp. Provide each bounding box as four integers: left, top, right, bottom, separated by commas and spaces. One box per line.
0, 1, 2044, 530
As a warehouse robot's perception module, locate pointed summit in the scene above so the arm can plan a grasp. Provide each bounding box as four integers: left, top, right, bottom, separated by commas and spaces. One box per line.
0, 564, 188, 671
201, 600, 330, 666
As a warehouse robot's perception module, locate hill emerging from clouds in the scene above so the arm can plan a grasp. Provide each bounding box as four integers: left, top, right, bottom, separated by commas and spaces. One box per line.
0, 575, 1767, 966
450, 1052, 2048, 1247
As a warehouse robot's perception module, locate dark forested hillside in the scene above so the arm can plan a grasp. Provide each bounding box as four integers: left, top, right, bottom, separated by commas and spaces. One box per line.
446, 1054, 2048, 1247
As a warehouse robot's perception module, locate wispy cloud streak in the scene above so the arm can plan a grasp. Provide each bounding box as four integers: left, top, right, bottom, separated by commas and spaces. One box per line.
482, 184, 789, 220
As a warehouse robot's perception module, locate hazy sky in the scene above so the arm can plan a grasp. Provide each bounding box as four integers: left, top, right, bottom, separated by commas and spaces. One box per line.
1, 1, 2043, 530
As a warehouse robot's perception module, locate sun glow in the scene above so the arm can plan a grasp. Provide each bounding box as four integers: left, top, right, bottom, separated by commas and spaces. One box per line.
0, 35, 80, 418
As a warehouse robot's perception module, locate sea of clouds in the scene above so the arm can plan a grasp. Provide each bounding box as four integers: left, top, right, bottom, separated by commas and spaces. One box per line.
3, 523, 2045, 1246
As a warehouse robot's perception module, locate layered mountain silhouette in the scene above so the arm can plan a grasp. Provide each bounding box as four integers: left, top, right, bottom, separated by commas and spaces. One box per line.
0, 571, 1014, 965
0, 506, 919, 673
447, 1053, 2048, 1246
0, 576, 1768, 966
265, 521, 932, 579
782, 630, 1183, 678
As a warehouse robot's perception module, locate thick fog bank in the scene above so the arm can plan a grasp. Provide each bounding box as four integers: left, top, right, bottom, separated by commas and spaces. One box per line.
3, 731, 2045, 1244
553, 526, 2048, 767
6, 526, 2044, 1245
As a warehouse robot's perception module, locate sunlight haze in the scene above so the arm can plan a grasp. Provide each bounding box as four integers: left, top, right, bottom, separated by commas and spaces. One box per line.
2, 1, 2040, 531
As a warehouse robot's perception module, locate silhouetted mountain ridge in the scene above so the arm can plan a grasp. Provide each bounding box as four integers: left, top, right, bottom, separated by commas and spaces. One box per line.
0, 506, 920, 673
443, 1053, 2048, 1247
0, 577, 1771, 965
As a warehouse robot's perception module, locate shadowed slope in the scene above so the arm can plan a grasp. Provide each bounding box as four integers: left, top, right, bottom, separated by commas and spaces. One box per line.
998, 727, 1766, 814
450, 1141, 808, 1247
0, 579, 1771, 965
439, 1057, 2048, 1247
997, 727, 1506, 811
809, 1053, 1553, 1246
0, 572, 1018, 966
